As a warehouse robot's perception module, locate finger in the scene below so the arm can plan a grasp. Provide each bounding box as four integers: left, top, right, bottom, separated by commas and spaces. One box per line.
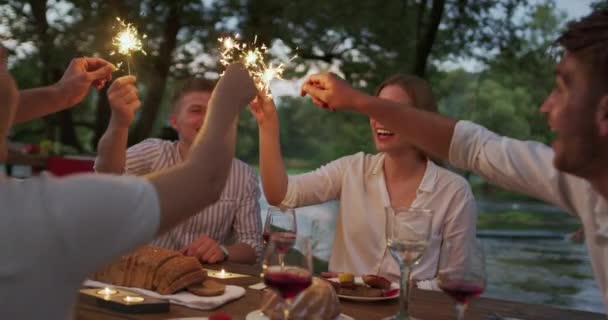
201, 247, 218, 262
301, 83, 328, 102
123, 93, 139, 105
124, 99, 141, 111
179, 246, 188, 254
87, 64, 114, 82
194, 240, 214, 259
83, 57, 115, 71
208, 252, 223, 264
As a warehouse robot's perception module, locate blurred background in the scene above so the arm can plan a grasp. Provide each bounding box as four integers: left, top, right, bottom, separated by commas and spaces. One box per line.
1, 0, 606, 313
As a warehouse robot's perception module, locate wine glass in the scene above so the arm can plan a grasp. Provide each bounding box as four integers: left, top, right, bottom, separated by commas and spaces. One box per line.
263, 207, 297, 246
385, 207, 433, 320
437, 239, 487, 320
263, 234, 313, 320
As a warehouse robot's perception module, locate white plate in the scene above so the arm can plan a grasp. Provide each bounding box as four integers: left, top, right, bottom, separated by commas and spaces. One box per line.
328, 277, 399, 302
246, 310, 354, 320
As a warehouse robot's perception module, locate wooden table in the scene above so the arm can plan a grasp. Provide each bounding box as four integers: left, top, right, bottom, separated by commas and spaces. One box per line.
76, 263, 604, 320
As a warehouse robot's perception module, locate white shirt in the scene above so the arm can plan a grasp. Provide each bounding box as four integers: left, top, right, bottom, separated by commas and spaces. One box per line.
281, 152, 477, 282
449, 120, 608, 309
0, 173, 160, 319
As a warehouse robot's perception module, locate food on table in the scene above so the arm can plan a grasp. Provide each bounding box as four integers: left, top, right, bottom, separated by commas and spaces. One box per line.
330, 274, 396, 298
261, 277, 341, 320
338, 272, 355, 288
92, 246, 223, 296
187, 279, 226, 296
362, 274, 392, 290
320, 272, 339, 279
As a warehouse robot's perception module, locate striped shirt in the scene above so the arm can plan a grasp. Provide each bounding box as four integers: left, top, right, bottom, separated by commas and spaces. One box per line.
120, 138, 263, 260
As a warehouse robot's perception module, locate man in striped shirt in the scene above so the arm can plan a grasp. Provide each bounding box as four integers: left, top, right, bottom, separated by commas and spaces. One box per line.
95, 76, 262, 264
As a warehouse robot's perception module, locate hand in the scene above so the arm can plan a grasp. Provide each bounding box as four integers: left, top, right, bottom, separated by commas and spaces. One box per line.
300, 72, 364, 111
249, 91, 278, 127
107, 75, 140, 128
181, 235, 226, 264
55, 57, 115, 108
213, 63, 257, 114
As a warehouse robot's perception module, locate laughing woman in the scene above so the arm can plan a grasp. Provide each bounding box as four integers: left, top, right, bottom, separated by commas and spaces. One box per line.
251, 74, 478, 285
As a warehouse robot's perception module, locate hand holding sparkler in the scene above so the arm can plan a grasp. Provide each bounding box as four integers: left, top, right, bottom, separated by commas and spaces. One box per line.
55, 57, 115, 108
111, 18, 146, 75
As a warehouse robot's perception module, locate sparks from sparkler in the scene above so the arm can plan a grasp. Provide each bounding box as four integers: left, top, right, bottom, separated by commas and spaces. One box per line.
111, 17, 147, 75
218, 34, 296, 95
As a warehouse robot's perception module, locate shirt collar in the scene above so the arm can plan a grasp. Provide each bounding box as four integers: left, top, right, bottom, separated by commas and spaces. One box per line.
372, 153, 438, 193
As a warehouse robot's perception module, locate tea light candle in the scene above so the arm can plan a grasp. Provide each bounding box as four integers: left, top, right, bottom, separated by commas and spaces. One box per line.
123, 296, 145, 303
211, 268, 232, 279
96, 287, 118, 296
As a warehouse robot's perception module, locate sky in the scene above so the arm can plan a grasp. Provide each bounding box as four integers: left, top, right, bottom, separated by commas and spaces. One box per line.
273, 0, 596, 96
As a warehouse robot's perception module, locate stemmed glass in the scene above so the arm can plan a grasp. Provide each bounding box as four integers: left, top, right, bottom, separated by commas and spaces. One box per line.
385, 207, 433, 320
263, 207, 297, 246
263, 207, 297, 271
438, 239, 487, 320
263, 235, 313, 320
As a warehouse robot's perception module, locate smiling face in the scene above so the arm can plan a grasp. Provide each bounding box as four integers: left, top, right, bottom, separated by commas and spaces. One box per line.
371, 85, 414, 153
539, 52, 605, 176
169, 91, 212, 147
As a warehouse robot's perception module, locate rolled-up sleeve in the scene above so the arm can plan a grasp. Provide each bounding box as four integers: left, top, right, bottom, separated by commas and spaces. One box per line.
281, 155, 349, 208
449, 120, 585, 215
232, 168, 264, 261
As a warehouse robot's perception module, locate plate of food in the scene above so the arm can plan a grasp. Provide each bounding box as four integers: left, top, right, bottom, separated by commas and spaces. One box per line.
326, 273, 399, 302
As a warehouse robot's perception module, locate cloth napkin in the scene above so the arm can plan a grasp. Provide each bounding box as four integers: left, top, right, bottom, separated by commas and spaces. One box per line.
83, 279, 246, 311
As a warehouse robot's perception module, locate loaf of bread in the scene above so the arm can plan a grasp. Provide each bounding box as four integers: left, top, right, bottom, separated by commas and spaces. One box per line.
92, 246, 208, 295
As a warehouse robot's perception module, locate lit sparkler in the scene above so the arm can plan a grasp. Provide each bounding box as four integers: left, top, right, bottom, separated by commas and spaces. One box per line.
218, 35, 297, 95
111, 18, 147, 75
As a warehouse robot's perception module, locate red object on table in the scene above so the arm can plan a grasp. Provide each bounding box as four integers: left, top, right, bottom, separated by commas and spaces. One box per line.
208, 311, 232, 320
46, 156, 95, 176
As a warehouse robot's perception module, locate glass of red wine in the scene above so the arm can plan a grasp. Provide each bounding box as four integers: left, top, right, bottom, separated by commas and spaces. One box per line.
263, 234, 313, 320
438, 239, 487, 320
384, 207, 433, 320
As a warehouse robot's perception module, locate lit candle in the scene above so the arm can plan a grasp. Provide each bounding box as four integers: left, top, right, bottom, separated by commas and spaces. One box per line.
123, 296, 144, 303
211, 268, 232, 279
96, 287, 118, 296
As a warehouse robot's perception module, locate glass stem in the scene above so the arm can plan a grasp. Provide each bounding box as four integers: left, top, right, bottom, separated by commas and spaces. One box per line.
455, 303, 467, 320
278, 253, 285, 270
284, 298, 291, 320
397, 263, 410, 319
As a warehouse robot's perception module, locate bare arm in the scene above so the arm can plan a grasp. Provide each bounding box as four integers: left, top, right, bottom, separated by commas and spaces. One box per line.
300, 72, 456, 162
250, 94, 289, 205
0, 64, 19, 162
95, 76, 141, 174
147, 63, 257, 235
15, 57, 114, 124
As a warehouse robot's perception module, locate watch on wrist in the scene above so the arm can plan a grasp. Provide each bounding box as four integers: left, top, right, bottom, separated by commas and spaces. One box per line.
219, 245, 229, 261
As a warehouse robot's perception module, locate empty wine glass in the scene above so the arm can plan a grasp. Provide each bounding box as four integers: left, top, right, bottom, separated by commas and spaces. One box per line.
263, 207, 297, 246
263, 235, 313, 320
438, 239, 487, 320
385, 207, 433, 320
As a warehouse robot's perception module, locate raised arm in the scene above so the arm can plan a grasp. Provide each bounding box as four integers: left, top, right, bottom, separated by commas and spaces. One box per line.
0, 47, 18, 162
148, 63, 257, 235
15, 57, 114, 124
300, 72, 585, 213
300, 72, 456, 161
95, 76, 141, 174
249, 93, 289, 205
